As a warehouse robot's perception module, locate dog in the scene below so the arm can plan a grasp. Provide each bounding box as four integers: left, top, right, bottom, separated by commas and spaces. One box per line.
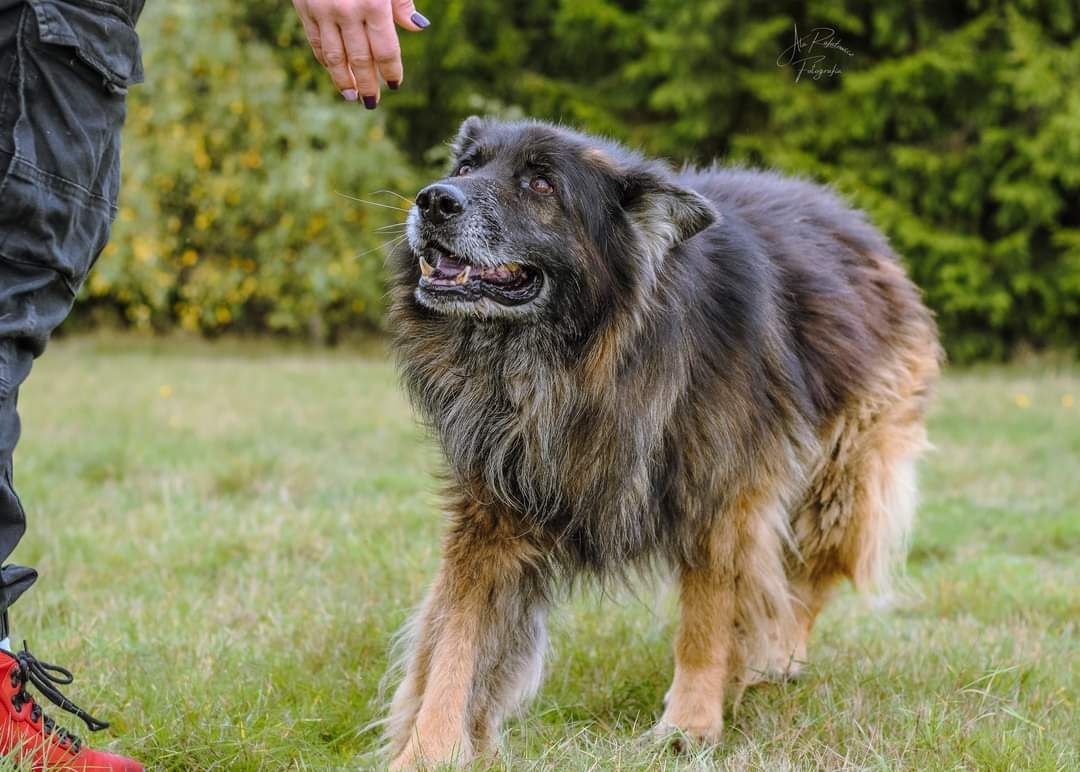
383, 117, 941, 767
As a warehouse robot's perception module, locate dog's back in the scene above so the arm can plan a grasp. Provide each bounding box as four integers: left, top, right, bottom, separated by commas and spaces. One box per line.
682, 167, 937, 423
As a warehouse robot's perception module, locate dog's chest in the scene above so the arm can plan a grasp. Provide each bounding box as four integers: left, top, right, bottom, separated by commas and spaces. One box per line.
425, 352, 654, 528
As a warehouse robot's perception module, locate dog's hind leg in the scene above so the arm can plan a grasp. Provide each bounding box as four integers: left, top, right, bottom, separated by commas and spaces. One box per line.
784, 355, 935, 675
387, 497, 550, 769
755, 571, 839, 684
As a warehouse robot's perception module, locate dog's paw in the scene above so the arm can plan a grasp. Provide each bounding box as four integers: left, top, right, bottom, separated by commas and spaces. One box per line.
389, 737, 474, 770
742, 658, 804, 688
650, 715, 724, 751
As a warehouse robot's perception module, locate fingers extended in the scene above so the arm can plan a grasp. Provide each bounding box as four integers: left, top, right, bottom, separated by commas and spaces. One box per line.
317, 20, 359, 100
293, 0, 326, 66
364, 2, 403, 89
339, 20, 381, 107
392, 0, 429, 31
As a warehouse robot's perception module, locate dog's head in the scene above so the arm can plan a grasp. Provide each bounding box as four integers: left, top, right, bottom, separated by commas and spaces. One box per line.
396, 117, 718, 326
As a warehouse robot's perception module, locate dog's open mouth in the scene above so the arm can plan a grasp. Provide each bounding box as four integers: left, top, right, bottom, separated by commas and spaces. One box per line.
417, 247, 542, 306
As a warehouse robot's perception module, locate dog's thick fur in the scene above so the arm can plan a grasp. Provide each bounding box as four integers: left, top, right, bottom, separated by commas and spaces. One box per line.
384, 118, 941, 767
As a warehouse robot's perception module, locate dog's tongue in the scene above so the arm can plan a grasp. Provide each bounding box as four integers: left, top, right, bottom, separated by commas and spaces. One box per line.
435, 254, 468, 276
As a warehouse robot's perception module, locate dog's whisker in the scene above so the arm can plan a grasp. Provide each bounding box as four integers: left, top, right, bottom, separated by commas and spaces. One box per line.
354, 234, 408, 260
369, 188, 415, 205
334, 191, 412, 212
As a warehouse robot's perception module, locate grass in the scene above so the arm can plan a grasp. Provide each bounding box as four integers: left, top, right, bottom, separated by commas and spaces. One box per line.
6, 335, 1077, 770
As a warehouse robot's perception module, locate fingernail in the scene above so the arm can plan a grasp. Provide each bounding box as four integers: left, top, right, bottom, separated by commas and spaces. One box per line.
362, 95, 377, 110
341, 89, 358, 102
387, 80, 400, 90
411, 11, 430, 28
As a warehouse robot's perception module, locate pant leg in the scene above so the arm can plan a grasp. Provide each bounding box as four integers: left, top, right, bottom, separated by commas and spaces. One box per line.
0, 262, 72, 612
0, 0, 143, 616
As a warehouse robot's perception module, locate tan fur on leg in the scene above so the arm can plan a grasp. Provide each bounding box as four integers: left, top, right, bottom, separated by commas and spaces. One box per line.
388, 499, 548, 769
659, 490, 796, 743
657, 563, 733, 743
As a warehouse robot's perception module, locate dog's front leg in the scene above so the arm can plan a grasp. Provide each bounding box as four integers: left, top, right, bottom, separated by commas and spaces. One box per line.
657, 491, 794, 745
656, 553, 734, 745
388, 499, 549, 769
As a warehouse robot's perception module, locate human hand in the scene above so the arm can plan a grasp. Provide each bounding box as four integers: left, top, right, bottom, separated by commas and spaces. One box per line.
292, 0, 430, 109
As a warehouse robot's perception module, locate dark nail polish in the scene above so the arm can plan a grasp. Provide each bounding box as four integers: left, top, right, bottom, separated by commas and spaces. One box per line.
363, 95, 377, 110
387, 80, 400, 90
411, 11, 430, 28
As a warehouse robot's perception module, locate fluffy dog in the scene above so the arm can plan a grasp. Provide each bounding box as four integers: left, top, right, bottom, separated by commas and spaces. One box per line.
384, 117, 940, 767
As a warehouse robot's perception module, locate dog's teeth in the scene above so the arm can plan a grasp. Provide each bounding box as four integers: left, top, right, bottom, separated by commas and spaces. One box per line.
419, 256, 435, 277
454, 266, 471, 285
505, 261, 522, 272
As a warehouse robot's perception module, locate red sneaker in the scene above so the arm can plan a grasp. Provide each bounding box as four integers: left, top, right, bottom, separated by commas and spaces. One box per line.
0, 644, 142, 771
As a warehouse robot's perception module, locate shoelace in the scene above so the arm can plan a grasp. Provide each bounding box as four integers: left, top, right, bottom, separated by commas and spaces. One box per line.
10, 642, 110, 755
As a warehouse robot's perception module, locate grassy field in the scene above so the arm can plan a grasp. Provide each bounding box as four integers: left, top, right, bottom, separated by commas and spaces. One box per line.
6, 336, 1077, 770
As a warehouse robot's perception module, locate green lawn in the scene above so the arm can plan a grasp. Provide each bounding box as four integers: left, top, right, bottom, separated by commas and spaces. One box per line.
7, 336, 1078, 770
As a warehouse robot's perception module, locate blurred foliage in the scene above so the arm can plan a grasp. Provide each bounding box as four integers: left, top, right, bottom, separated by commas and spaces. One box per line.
88, 0, 1079, 359
85, 1, 415, 340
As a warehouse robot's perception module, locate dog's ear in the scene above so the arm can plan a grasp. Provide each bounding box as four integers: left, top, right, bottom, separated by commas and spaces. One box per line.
451, 115, 486, 156
622, 168, 719, 248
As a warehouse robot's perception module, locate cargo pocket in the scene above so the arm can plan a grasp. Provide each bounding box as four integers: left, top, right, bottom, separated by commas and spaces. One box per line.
0, 0, 142, 294
29, 0, 143, 94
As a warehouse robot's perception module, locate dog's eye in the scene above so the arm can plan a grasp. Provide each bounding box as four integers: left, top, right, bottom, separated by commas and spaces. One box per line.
529, 176, 554, 195
456, 164, 473, 177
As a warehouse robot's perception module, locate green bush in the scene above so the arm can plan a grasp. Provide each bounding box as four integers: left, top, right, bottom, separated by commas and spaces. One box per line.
84, 0, 416, 340
84, 0, 1079, 359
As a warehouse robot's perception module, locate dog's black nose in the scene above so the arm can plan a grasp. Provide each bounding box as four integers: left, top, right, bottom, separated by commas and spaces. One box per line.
416, 183, 466, 224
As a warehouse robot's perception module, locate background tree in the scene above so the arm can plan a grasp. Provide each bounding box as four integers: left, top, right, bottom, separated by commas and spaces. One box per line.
86, 0, 1080, 361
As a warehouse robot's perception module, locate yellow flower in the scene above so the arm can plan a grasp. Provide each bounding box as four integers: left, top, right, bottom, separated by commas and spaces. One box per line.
305, 214, 328, 238
1014, 393, 1031, 408
1063, 394, 1075, 408
193, 140, 211, 170
179, 305, 200, 332
89, 274, 110, 295
133, 236, 155, 263
159, 384, 173, 398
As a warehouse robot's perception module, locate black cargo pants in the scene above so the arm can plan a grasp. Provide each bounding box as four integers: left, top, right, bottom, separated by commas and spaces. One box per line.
0, 0, 142, 623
